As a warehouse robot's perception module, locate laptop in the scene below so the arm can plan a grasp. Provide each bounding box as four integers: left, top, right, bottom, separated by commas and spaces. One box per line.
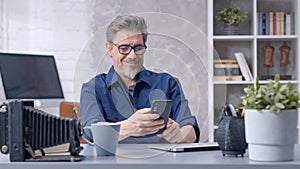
148, 142, 220, 152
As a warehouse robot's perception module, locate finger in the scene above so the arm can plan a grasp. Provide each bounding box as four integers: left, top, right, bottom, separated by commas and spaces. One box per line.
135, 108, 152, 114
137, 119, 164, 128
157, 123, 175, 139
135, 124, 165, 136
132, 108, 160, 121
162, 121, 183, 142
166, 118, 173, 127
137, 113, 160, 121
164, 125, 182, 143
162, 124, 177, 139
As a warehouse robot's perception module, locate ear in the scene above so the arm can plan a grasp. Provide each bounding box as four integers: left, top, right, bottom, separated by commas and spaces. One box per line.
105, 42, 113, 57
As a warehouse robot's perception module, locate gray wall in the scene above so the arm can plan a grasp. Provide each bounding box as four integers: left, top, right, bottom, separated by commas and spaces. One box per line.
0, 0, 210, 141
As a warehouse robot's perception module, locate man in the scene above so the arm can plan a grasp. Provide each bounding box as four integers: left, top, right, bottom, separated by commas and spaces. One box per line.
80, 15, 200, 144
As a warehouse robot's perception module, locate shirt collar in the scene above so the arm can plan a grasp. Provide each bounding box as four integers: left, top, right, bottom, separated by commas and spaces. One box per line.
106, 66, 152, 88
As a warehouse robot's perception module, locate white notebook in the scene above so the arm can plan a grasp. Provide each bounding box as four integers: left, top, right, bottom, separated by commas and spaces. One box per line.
148, 142, 220, 152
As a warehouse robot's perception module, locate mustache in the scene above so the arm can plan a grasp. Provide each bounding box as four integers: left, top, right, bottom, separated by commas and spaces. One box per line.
122, 58, 139, 64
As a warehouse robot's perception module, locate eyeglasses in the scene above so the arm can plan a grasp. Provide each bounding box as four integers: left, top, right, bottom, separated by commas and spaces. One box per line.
112, 43, 147, 55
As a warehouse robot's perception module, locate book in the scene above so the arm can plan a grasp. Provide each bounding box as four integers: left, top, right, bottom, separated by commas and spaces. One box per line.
273, 12, 277, 35
265, 12, 270, 35
213, 75, 243, 81
214, 63, 241, 76
280, 12, 284, 35
269, 12, 274, 35
262, 12, 266, 35
276, 12, 281, 35
284, 12, 286, 35
234, 52, 253, 81
291, 12, 295, 35
213, 59, 237, 64
286, 13, 291, 35
258, 12, 262, 35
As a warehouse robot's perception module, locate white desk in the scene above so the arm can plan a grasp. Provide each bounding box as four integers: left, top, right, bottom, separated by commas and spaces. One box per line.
1, 144, 300, 169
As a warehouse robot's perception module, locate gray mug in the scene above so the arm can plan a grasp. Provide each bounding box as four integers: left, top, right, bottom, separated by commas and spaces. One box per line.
83, 122, 120, 156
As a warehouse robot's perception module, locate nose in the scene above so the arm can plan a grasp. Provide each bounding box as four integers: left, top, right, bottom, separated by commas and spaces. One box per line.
127, 48, 138, 58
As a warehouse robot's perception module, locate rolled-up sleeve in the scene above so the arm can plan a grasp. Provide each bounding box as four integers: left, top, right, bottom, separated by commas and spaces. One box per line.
176, 99, 200, 142
170, 78, 200, 142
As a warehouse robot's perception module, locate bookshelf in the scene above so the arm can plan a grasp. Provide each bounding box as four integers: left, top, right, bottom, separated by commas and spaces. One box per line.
208, 0, 300, 142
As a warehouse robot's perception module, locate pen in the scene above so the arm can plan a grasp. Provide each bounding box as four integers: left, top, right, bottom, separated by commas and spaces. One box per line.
241, 108, 245, 117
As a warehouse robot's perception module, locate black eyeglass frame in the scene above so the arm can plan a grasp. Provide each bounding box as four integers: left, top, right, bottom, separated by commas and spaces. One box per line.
111, 42, 147, 55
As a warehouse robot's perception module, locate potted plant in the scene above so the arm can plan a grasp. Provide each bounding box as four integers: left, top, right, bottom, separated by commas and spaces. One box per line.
216, 6, 247, 35
237, 74, 299, 161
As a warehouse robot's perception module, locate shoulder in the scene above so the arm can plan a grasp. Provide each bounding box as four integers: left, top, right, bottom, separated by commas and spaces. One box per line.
82, 73, 108, 90
82, 77, 95, 90
143, 69, 175, 80
94, 73, 109, 86
139, 69, 180, 88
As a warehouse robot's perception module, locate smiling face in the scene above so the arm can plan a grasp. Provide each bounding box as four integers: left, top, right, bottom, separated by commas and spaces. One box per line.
106, 30, 145, 82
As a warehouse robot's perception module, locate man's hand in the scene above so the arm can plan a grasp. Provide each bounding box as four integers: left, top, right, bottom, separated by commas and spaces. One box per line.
119, 108, 164, 141
157, 118, 196, 144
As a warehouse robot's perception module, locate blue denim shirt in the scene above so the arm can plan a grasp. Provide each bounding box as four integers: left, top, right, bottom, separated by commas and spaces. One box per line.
80, 66, 200, 143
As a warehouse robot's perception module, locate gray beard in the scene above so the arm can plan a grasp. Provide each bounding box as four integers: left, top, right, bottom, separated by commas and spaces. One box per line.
118, 66, 141, 80
118, 57, 143, 80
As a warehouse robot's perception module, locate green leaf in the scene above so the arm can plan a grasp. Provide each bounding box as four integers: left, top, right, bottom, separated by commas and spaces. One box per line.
275, 102, 285, 109
279, 84, 288, 93
244, 88, 253, 94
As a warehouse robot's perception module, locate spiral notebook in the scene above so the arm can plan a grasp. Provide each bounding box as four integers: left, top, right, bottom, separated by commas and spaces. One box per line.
148, 142, 220, 152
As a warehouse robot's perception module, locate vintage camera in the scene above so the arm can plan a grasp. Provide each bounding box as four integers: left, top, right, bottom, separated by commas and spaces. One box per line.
0, 101, 84, 162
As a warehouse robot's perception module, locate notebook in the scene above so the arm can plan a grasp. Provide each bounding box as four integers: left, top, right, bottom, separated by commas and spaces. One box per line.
148, 142, 220, 152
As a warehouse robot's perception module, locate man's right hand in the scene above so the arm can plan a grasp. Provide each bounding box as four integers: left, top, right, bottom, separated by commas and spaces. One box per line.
118, 108, 165, 141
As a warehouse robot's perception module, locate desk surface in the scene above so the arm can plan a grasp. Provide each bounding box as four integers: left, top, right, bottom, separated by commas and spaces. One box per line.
1, 144, 300, 169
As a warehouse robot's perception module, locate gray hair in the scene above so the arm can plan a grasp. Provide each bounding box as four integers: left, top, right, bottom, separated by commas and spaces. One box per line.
106, 15, 148, 46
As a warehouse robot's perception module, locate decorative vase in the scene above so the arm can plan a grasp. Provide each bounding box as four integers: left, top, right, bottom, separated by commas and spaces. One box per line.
245, 109, 298, 161
224, 23, 239, 35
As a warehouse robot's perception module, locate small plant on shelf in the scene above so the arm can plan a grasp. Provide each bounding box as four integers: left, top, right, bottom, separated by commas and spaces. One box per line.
216, 6, 247, 25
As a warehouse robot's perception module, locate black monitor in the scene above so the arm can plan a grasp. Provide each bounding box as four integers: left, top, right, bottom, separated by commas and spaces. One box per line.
0, 52, 64, 101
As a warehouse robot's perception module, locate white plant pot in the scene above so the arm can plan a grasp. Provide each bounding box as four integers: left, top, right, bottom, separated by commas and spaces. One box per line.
245, 109, 298, 161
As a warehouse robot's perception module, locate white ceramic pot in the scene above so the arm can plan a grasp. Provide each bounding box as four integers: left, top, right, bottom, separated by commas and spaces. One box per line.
245, 109, 298, 161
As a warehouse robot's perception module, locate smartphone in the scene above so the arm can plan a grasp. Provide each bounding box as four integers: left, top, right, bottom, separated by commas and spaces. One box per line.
151, 100, 173, 134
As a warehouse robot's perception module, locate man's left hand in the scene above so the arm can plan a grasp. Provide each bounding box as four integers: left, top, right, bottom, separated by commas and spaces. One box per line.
157, 118, 197, 144
156, 118, 183, 143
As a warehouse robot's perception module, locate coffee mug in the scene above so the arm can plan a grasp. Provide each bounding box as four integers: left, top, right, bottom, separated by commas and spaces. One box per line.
83, 122, 120, 156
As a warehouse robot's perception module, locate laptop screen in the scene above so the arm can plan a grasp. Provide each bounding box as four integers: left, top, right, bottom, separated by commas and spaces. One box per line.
0, 52, 64, 99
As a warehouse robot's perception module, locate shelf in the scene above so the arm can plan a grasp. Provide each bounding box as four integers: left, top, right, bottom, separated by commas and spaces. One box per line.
256, 35, 299, 39
209, 0, 300, 142
213, 36, 254, 41
214, 81, 254, 85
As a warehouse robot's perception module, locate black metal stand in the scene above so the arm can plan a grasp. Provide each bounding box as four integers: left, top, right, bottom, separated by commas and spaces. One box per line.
221, 150, 246, 157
